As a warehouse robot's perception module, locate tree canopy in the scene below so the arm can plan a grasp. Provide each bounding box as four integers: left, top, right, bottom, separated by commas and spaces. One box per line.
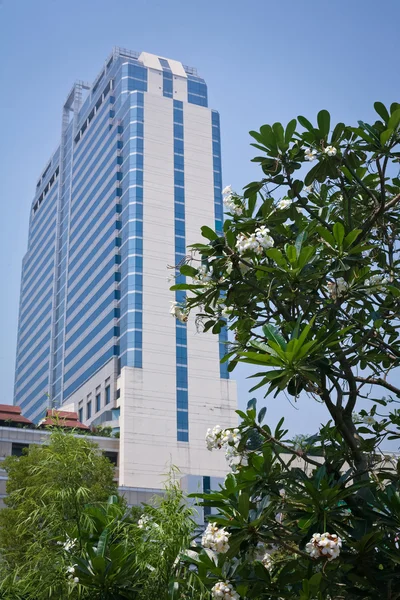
171, 102, 400, 599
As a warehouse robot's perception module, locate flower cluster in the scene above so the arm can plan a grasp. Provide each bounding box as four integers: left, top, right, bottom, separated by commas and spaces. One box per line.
277, 197, 293, 210
57, 536, 77, 552
365, 274, 390, 288
304, 146, 337, 161
305, 532, 342, 561
262, 552, 273, 570
222, 185, 243, 216
170, 301, 188, 323
194, 264, 212, 283
327, 277, 348, 299
206, 426, 244, 468
138, 515, 151, 529
211, 581, 240, 599
206, 425, 241, 451
66, 565, 79, 584
236, 226, 274, 255
202, 522, 231, 554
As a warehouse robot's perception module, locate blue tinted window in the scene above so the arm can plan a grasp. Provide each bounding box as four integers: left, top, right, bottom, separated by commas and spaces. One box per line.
174, 139, 184, 154
174, 171, 184, 187
163, 72, 173, 98
175, 220, 185, 236
177, 430, 189, 442
177, 366, 188, 388
96, 393, 101, 412
105, 385, 111, 404
174, 203, 185, 219
79, 407, 83, 422
177, 389, 188, 409
87, 401, 92, 420
174, 154, 184, 170
174, 124, 184, 139
176, 345, 188, 363
159, 58, 171, 70
177, 410, 188, 429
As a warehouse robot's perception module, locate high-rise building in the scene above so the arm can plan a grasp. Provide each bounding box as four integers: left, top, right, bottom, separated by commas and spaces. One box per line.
14, 47, 237, 492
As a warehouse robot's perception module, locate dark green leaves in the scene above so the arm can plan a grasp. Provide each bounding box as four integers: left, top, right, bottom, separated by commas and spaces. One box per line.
317, 110, 331, 137
201, 225, 218, 241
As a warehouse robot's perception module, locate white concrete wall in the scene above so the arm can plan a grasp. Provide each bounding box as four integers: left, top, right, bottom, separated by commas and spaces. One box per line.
62, 357, 118, 425
118, 95, 237, 490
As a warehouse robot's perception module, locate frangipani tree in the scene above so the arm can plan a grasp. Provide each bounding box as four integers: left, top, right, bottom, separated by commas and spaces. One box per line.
171, 103, 400, 599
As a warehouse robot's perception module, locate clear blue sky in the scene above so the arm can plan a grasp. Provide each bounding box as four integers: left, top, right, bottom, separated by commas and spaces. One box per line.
1, 0, 399, 435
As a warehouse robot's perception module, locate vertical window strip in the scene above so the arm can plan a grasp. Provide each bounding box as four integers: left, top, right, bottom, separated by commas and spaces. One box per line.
211, 110, 229, 379
174, 100, 189, 442
119, 92, 144, 370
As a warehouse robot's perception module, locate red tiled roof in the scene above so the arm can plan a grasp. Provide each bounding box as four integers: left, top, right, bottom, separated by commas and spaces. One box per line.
0, 404, 33, 425
39, 409, 89, 430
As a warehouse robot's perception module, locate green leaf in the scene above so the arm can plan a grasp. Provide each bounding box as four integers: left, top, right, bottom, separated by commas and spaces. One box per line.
258, 406, 267, 424
247, 398, 257, 412
298, 115, 315, 133
333, 222, 345, 247
388, 108, 400, 131
285, 244, 297, 264
295, 231, 306, 255
201, 226, 218, 241
343, 229, 362, 249
262, 324, 287, 349
317, 109, 330, 137
259, 124, 277, 149
380, 128, 393, 146
238, 491, 250, 517
266, 247, 287, 268
285, 119, 297, 145
304, 162, 322, 186
331, 122, 345, 144
297, 246, 316, 269
272, 122, 285, 151
374, 101, 390, 123
170, 283, 204, 291
180, 264, 199, 277
316, 226, 336, 247
96, 529, 109, 557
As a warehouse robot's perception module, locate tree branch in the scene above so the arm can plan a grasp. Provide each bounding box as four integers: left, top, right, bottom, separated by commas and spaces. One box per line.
353, 376, 400, 398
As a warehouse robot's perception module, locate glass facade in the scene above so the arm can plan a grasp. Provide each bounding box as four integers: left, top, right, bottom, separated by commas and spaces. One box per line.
14, 48, 225, 427
173, 100, 189, 442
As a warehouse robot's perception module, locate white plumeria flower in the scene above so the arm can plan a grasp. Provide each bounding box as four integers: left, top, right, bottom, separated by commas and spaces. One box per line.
305, 532, 342, 561
222, 185, 243, 216
211, 581, 240, 600
205, 425, 224, 450
255, 226, 274, 249
304, 148, 318, 161
221, 428, 241, 447
324, 145, 337, 157
66, 566, 75, 574
63, 537, 77, 552
262, 552, 273, 570
222, 185, 233, 197
365, 274, 390, 288
194, 264, 212, 283
277, 197, 292, 210
225, 444, 241, 467
363, 415, 377, 426
169, 301, 188, 323
202, 523, 231, 554
73, 577, 79, 583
